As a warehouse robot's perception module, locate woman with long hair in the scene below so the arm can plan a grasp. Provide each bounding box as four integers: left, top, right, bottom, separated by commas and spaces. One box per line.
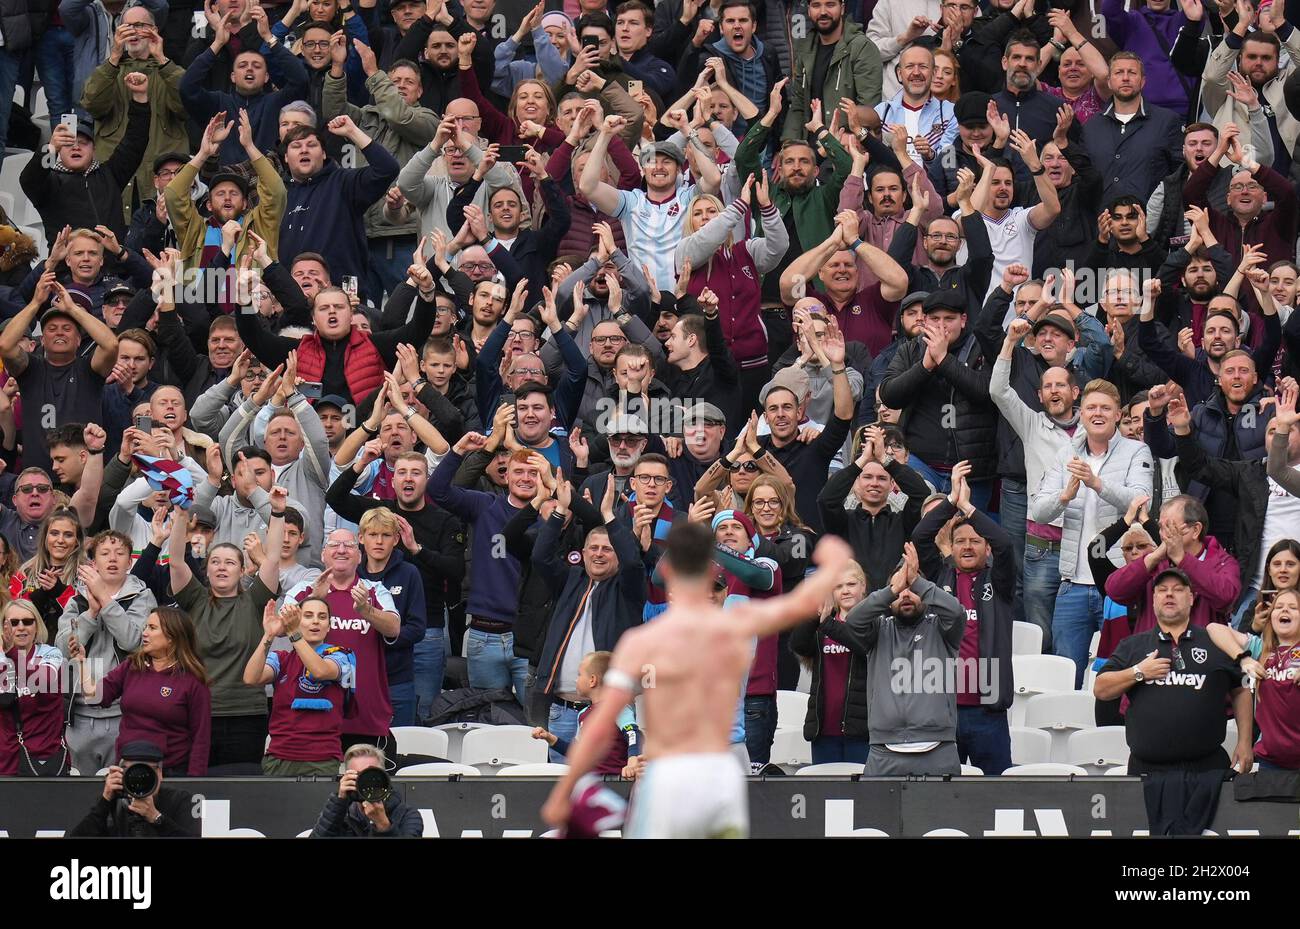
0, 535, 21, 603
71, 607, 211, 776
931, 48, 961, 103
243, 598, 355, 776
1209, 589, 1300, 771
456, 32, 566, 151
675, 176, 788, 411
1261, 539, 1300, 600
12, 508, 86, 642
745, 475, 816, 690
0, 600, 70, 775
157, 490, 286, 772
789, 561, 871, 765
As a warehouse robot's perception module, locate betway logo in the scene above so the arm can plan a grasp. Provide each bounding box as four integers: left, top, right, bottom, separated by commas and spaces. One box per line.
50, 860, 151, 909
331, 618, 371, 633
825, 801, 1150, 837
1150, 673, 1206, 689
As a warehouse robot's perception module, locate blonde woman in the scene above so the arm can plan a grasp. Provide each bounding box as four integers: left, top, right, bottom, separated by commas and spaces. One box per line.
11, 507, 85, 642
675, 175, 788, 402
931, 48, 961, 103
789, 561, 871, 764
0, 599, 69, 775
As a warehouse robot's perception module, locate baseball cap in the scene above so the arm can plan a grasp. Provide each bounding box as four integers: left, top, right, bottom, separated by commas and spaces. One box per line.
650, 141, 685, 167
315, 394, 349, 412
922, 290, 965, 314
103, 278, 135, 301
953, 92, 992, 127
759, 366, 811, 407
1032, 312, 1077, 339
1152, 566, 1191, 588
119, 740, 165, 763
152, 151, 189, 174
682, 401, 726, 426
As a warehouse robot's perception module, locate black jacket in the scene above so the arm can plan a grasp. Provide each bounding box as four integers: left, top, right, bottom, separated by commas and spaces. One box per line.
532, 509, 646, 697
879, 329, 998, 479
393, 15, 472, 113
655, 299, 742, 438
1031, 143, 1102, 278
310, 792, 424, 837
69, 788, 199, 837
19, 100, 151, 240
887, 210, 994, 320
789, 612, 870, 741
912, 499, 1015, 712
817, 458, 930, 591
1151, 162, 1232, 252
1081, 100, 1184, 206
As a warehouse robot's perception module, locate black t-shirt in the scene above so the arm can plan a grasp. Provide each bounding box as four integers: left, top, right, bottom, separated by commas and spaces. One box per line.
810, 41, 834, 120
1101, 625, 1245, 765
16, 353, 105, 474
761, 413, 852, 535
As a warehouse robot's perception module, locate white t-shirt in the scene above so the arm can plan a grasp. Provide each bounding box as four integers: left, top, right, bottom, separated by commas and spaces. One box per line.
1254, 468, 1300, 587
612, 183, 696, 291
1072, 449, 1109, 584
979, 206, 1038, 304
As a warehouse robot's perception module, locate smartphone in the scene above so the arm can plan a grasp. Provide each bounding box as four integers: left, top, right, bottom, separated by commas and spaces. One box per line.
342, 276, 358, 298
134, 414, 154, 433
581, 33, 601, 49
299, 381, 324, 400
59, 113, 77, 139
627, 79, 643, 98
498, 144, 528, 163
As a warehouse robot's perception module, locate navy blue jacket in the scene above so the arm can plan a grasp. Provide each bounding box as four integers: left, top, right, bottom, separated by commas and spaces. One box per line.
279, 144, 401, 294
1081, 100, 1184, 207
1138, 315, 1281, 410
360, 548, 427, 687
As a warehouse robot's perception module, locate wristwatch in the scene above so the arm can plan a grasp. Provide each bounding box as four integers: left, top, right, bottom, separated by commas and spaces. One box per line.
288, 632, 304, 643
1050, 39, 1067, 52
403, 408, 418, 422
1132, 666, 1145, 683
1030, 165, 1046, 176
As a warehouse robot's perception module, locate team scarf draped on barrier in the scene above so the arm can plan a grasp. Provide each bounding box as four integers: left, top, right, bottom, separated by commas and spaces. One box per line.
131, 454, 196, 509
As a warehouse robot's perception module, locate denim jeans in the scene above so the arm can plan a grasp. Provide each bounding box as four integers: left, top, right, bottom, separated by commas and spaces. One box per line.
389, 680, 415, 728
743, 694, 778, 765
1022, 541, 1061, 654
1052, 581, 1104, 689
34, 27, 76, 121
0, 50, 21, 156
907, 454, 993, 514
1000, 480, 1027, 624
811, 735, 870, 765
547, 702, 581, 764
466, 628, 529, 706
957, 705, 1012, 774
365, 235, 418, 307
412, 626, 446, 722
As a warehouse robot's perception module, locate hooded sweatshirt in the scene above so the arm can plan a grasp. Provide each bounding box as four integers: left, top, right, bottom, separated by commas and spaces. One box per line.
359, 548, 427, 688
54, 575, 157, 720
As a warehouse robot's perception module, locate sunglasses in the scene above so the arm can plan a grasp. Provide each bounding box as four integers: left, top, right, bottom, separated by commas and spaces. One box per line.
735, 461, 761, 473
17, 484, 52, 495
6, 617, 35, 627
1170, 643, 1186, 672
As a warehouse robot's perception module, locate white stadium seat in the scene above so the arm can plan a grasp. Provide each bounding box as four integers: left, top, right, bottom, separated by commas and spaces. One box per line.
1010, 654, 1077, 726
776, 690, 809, 731
1002, 763, 1089, 776
431, 722, 493, 762
1022, 691, 1097, 761
1082, 631, 1103, 694
1066, 727, 1130, 775
794, 762, 863, 776
496, 763, 570, 776
960, 765, 984, 776
1104, 765, 1130, 776
459, 725, 549, 773
1012, 621, 1043, 656
1009, 727, 1053, 766
396, 762, 480, 777
391, 726, 450, 760
770, 729, 812, 773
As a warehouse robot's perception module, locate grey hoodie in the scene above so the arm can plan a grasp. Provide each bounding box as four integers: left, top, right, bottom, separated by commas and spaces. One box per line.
844, 578, 966, 745
54, 574, 158, 719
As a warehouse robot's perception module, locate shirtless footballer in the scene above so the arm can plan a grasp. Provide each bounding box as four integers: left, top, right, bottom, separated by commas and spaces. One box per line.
541, 522, 853, 838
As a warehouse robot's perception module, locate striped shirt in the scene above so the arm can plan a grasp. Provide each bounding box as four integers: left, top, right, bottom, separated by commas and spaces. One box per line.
612, 183, 698, 291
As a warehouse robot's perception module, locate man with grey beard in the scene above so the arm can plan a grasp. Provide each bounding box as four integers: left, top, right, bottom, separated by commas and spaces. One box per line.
579, 414, 649, 502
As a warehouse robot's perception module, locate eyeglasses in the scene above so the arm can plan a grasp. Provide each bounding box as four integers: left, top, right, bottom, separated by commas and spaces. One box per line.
751, 499, 782, 510
301, 40, 331, 50
1120, 543, 1152, 554
609, 434, 644, 446
324, 540, 359, 550
1228, 182, 1261, 193
6, 617, 35, 627
591, 335, 628, 345
508, 330, 538, 341
451, 115, 481, 123
243, 370, 267, 381
633, 474, 671, 486
926, 232, 961, 242
511, 368, 545, 379
155, 167, 180, 179
461, 261, 495, 272
16, 484, 51, 495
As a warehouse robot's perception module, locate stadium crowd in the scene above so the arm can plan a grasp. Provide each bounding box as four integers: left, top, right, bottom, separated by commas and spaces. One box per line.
2, 0, 1300, 825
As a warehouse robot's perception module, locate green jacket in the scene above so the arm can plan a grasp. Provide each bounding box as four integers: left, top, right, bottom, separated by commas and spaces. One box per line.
82, 56, 187, 223
783, 20, 882, 141
733, 120, 851, 253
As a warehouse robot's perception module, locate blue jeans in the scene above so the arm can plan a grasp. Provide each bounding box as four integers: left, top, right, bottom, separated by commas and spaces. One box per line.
811, 735, 870, 765
466, 628, 529, 707
957, 705, 1012, 774
547, 702, 581, 764
1022, 541, 1061, 653
1000, 480, 1027, 624
1052, 581, 1104, 689
34, 27, 76, 121
907, 455, 993, 514
365, 235, 418, 307
0, 50, 20, 156
389, 680, 415, 728
744, 694, 778, 765
1232, 587, 1259, 632
413, 626, 446, 722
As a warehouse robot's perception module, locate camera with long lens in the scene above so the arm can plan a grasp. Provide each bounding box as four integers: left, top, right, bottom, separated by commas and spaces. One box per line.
350, 767, 391, 804
122, 763, 159, 800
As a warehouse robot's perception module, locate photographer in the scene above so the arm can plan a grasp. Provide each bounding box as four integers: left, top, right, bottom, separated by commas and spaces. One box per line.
310, 744, 423, 837
68, 741, 199, 837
